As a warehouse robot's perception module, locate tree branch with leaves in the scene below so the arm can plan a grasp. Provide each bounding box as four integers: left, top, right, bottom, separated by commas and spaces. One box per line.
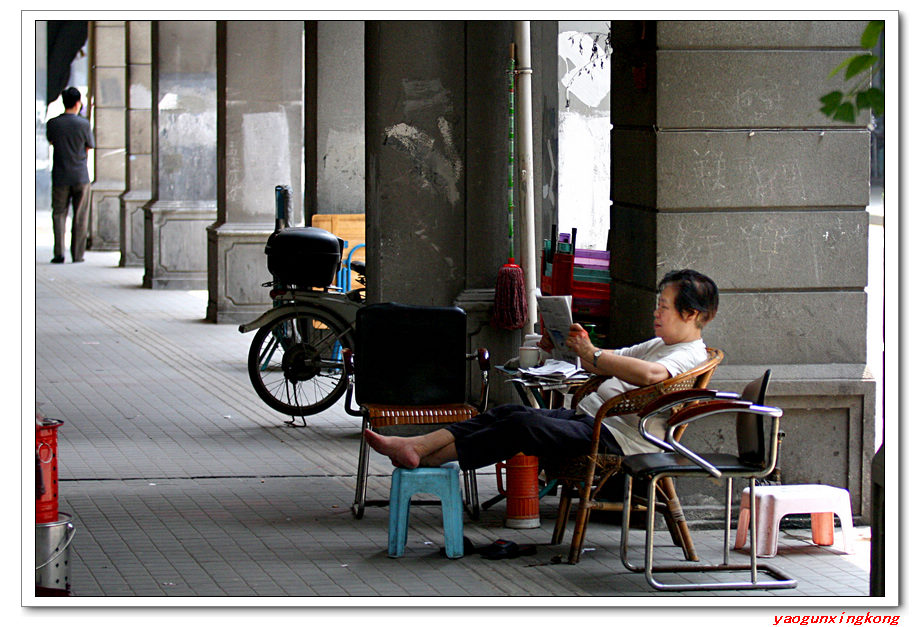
819, 20, 884, 123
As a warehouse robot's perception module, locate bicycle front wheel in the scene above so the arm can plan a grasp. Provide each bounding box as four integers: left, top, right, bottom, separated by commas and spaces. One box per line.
247, 309, 353, 416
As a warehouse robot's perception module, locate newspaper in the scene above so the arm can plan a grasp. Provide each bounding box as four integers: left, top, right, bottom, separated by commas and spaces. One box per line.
536, 295, 581, 367
519, 359, 588, 381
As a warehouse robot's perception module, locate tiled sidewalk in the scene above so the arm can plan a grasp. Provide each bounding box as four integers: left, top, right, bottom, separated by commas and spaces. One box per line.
30, 212, 874, 605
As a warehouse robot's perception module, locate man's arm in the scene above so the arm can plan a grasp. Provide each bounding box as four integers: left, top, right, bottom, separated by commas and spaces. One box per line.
565, 323, 669, 386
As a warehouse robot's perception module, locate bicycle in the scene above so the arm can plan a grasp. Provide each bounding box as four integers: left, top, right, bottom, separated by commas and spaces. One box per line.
238, 186, 366, 425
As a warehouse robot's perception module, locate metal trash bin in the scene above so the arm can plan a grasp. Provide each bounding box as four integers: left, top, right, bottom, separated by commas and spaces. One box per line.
36, 512, 75, 596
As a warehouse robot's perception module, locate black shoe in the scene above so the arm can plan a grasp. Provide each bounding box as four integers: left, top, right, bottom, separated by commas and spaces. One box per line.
50, 257, 64, 264
72, 258, 84, 263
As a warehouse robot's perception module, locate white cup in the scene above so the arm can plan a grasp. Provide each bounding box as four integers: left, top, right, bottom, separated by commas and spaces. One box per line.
519, 346, 540, 368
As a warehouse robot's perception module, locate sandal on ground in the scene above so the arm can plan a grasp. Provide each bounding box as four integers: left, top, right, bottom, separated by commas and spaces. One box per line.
479, 539, 537, 560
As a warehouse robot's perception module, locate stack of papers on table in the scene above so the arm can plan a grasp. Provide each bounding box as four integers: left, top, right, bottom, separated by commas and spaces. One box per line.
519, 359, 589, 382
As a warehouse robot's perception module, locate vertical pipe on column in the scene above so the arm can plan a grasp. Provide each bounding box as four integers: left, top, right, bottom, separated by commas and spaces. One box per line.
513, 21, 538, 332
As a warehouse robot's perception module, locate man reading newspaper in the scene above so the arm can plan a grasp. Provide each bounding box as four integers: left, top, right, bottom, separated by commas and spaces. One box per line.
364, 269, 719, 469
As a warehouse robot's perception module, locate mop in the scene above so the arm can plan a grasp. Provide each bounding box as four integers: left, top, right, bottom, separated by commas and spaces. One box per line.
492, 43, 527, 331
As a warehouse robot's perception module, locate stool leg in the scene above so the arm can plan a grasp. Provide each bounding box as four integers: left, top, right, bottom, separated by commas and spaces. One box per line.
811, 512, 835, 546
757, 496, 780, 558
837, 505, 855, 554
388, 471, 411, 558
441, 471, 464, 559
735, 505, 751, 550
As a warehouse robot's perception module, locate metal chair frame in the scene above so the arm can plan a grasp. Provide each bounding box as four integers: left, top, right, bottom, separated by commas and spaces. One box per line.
343, 304, 490, 520
618, 372, 797, 591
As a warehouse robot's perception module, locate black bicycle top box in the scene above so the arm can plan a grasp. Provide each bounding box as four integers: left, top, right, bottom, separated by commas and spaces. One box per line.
265, 227, 344, 287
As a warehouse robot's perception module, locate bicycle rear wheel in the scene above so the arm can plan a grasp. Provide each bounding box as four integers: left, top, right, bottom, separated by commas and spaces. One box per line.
247, 309, 353, 417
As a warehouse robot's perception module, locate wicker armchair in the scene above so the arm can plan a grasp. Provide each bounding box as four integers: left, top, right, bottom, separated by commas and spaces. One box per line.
544, 347, 723, 564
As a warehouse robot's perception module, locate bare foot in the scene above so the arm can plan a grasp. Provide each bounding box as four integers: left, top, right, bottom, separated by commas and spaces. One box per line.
363, 429, 421, 469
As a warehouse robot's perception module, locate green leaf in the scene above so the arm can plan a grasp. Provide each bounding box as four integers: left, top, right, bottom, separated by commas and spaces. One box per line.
863, 87, 885, 114
819, 91, 843, 117
861, 21, 885, 50
845, 54, 878, 80
820, 91, 843, 107
833, 102, 856, 123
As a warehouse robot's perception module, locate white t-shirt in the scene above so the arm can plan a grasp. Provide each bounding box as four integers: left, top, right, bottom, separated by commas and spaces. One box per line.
576, 337, 708, 455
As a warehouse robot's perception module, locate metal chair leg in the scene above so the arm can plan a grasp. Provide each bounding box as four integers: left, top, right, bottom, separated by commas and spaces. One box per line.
463, 469, 480, 520
634, 475, 797, 592
352, 418, 371, 519
619, 474, 643, 573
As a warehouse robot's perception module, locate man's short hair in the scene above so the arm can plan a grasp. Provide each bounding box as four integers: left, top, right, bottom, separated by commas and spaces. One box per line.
658, 269, 719, 327
61, 87, 82, 110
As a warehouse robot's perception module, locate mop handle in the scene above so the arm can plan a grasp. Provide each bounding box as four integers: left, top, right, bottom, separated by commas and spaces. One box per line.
507, 43, 516, 261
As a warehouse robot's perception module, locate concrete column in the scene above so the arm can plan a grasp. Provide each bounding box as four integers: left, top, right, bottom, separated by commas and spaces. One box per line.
366, 21, 555, 402
610, 20, 875, 520
206, 21, 303, 323
119, 21, 153, 267
534, 21, 559, 252
316, 21, 364, 215
143, 21, 217, 290
36, 22, 49, 211
88, 21, 126, 251
365, 21, 468, 306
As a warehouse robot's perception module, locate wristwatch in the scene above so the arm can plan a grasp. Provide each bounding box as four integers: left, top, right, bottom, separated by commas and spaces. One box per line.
592, 349, 603, 368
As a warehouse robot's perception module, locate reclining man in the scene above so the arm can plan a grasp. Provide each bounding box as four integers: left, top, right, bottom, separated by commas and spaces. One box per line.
364, 268, 719, 470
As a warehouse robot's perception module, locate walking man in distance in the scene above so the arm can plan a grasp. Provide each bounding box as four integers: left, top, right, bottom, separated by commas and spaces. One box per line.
46, 86, 95, 264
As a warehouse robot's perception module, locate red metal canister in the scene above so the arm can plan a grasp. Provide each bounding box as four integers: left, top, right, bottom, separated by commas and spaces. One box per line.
36, 414, 64, 524
496, 453, 541, 529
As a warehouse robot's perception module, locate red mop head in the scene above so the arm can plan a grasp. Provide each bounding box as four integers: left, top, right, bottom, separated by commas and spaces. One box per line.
492, 258, 527, 330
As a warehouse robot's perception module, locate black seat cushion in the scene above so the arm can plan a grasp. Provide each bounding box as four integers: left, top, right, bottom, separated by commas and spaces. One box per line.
622, 452, 762, 479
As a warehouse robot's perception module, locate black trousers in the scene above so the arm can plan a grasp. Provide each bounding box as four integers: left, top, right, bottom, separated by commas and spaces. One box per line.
445, 404, 623, 470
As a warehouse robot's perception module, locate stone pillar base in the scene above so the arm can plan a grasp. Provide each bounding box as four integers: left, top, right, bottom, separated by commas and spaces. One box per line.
206, 222, 274, 324
89, 182, 125, 251
143, 200, 215, 290
120, 190, 150, 267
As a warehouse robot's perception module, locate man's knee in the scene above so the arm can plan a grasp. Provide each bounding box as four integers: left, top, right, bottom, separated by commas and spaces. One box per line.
491, 405, 540, 428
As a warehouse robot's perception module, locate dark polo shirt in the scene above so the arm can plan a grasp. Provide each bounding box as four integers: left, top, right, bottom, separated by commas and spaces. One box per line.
46, 113, 95, 186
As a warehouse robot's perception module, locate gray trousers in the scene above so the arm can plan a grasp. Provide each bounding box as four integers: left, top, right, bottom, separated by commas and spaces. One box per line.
51, 183, 91, 261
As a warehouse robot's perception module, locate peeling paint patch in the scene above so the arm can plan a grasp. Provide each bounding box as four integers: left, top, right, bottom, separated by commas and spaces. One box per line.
383, 118, 463, 204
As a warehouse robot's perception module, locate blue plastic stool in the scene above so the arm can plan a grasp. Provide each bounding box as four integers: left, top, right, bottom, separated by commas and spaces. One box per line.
388, 462, 464, 558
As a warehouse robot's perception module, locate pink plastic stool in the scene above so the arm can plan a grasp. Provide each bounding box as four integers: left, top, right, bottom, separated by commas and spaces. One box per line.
734, 484, 854, 557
